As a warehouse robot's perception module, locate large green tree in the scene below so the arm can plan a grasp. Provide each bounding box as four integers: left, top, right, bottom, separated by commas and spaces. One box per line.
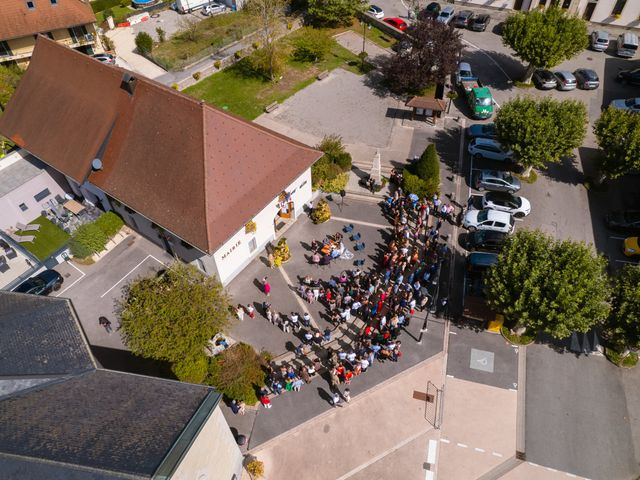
495, 96, 587, 177
485, 230, 611, 339
593, 107, 640, 181
0, 64, 23, 112
118, 262, 233, 377
502, 6, 588, 83
604, 265, 640, 354
307, 0, 365, 27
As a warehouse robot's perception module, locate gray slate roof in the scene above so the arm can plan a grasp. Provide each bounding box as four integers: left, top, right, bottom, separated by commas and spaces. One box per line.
0, 150, 45, 198
0, 293, 95, 376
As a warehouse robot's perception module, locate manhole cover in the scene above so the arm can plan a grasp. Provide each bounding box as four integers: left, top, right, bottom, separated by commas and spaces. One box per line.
470, 348, 495, 373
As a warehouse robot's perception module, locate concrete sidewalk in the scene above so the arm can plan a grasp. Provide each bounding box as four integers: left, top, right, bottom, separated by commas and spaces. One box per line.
106, 27, 169, 81
250, 355, 444, 480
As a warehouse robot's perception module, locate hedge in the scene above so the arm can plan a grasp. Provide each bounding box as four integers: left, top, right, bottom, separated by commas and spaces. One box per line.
402, 144, 440, 199
90, 0, 123, 13
69, 223, 108, 258
95, 211, 124, 238
172, 354, 209, 383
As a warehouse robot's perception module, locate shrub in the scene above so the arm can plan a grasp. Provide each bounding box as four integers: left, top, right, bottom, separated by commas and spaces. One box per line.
293, 30, 332, 62
272, 238, 291, 267
318, 172, 348, 193
171, 83, 179, 90
403, 144, 439, 198
120, 0, 129, 7
402, 170, 432, 199
311, 198, 332, 223
103, 8, 114, 19
312, 156, 343, 190
172, 354, 209, 383
70, 223, 108, 258
246, 459, 265, 478
192, 71, 201, 80
101, 35, 115, 52
214, 60, 221, 69
135, 32, 153, 55
206, 343, 268, 405
234, 50, 242, 59
252, 41, 260, 50
156, 27, 166, 43
94, 211, 125, 238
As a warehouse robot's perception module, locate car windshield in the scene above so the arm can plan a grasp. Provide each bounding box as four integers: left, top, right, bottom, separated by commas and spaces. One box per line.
15, 278, 45, 293
441, 12, 450, 17
477, 210, 488, 222
476, 97, 492, 106
625, 99, 639, 107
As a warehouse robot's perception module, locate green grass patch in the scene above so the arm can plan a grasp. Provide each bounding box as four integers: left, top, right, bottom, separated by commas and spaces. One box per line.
348, 20, 397, 49
152, 12, 260, 71
95, 5, 132, 24
185, 28, 364, 120
605, 349, 638, 368
17, 216, 70, 261
501, 326, 536, 345
515, 169, 538, 184
513, 80, 535, 89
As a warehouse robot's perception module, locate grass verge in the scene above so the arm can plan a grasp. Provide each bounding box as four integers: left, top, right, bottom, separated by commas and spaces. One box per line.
348, 20, 397, 49
501, 325, 536, 345
96, 5, 132, 24
515, 169, 538, 184
605, 348, 638, 368
17, 216, 70, 261
185, 28, 366, 120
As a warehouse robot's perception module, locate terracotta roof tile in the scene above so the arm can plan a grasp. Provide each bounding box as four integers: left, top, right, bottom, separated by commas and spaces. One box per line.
406, 96, 447, 111
0, 37, 323, 254
0, 0, 96, 41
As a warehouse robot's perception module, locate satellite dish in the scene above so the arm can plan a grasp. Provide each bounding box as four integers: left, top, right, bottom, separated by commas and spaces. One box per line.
91, 158, 103, 170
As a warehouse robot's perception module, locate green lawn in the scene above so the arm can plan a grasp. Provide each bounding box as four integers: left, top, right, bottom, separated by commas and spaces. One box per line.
95, 5, 132, 24
152, 12, 260, 71
185, 29, 366, 120
348, 20, 397, 50
16, 216, 70, 261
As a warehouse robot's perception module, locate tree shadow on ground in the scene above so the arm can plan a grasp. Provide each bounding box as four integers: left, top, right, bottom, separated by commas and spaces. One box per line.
432, 126, 464, 175
91, 345, 176, 379
540, 155, 585, 186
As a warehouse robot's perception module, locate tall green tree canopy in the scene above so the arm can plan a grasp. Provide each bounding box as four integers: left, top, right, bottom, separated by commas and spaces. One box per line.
605, 265, 640, 352
118, 262, 233, 363
495, 96, 587, 175
485, 230, 611, 339
593, 107, 640, 180
307, 0, 365, 27
502, 6, 588, 82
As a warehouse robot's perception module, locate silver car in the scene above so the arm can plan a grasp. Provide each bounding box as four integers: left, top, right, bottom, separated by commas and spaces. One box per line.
590, 30, 609, 52
474, 170, 521, 193
554, 71, 577, 91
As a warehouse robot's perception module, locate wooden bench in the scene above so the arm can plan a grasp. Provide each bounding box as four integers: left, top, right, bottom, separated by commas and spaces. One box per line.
264, 101, 279, 113
317, 70, 329, 80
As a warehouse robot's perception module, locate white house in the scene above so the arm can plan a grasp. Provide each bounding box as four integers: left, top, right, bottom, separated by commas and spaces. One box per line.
0, 36, 323, 286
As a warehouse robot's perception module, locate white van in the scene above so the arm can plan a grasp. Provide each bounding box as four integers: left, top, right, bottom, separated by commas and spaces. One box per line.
617, 33, 639, 59
174, 0, 211, 13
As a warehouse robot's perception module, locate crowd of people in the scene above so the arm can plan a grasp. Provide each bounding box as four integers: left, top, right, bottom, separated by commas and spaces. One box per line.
231, 184, 453, 411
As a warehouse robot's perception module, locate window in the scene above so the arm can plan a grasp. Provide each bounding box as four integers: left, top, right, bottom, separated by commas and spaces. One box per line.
196, 259, 206, 273
0, 41, 12, 58
44, 32, 54, 40
612, 0, 627, 15
50, 0, 58, 4
19, 203, 28, 211
26, 1, 35, 9
248, 237, 257, 253
33, 188, 51, 202
68, 25, 88, 43
299, 180, 308, 188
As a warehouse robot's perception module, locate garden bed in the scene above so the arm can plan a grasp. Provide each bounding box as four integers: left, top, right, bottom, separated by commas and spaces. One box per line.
500, 326, 536, 346
605, 349, 638, 368
16, 216, 70, 261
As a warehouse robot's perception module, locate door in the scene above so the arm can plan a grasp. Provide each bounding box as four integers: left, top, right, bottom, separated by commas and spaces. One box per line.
513, 0, 524, 9
583, 2, 596, 20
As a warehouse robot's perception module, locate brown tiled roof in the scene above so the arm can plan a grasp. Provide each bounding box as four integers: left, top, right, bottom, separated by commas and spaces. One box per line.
0, 0, 96, 41
406, 96, 447, 111
0, 37, 323, 254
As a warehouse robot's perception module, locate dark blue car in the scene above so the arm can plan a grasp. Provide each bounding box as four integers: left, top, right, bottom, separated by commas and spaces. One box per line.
14, 269, 63, 295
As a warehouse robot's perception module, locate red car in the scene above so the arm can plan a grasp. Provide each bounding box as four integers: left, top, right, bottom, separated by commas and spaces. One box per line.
383, 17, 408, 31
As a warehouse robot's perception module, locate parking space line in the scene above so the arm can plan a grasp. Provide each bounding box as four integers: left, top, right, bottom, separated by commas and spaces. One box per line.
615, 259, 637, 264
609, 236, 627, 240
462, 38, 513, 86
100, 254, 166, 298
331, 216, 389, 230
56, 261, 86, 297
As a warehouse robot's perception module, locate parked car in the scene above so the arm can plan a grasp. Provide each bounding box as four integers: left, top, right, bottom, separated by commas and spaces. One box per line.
554, 71, 577, 91
470, 14, 490, 32
463, 209, 515, 234
467, 123, 497, 139
14, 270, 64, 295
91, 53, 116, 65
590, 30, 610, 52
532, 69, 557, 90
436, 5, 455, 25
605, 210, 640, 234
573, 68, 600, 90
474, 170, 521, 193
367, 4, 384, 18
609, 97, 640, 113
454, 10, 474, 28
617, 68, 640, 85
623, 237, 640, 257
202, 3, 225, 15
466, 230, 508, 252
468, 138, 513, 162
481, 191, 530, 218
423, 2, 440, 18
383, 17, 408, 31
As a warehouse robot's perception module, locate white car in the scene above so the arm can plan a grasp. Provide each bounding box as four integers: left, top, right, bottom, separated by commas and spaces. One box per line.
468, 137, 514, 162
368, 5, 384, 18
436, 5, 455, 25
481, 191, 531, 218
463, 209, 515, 234
202, 3, 225, 15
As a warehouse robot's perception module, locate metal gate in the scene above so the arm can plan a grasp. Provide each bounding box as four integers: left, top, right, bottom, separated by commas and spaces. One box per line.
424, 381, 444, 429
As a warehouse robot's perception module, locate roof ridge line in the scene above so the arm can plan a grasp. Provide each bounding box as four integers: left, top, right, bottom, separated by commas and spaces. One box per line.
201, 102, 213, 253
0, 370, 94, 402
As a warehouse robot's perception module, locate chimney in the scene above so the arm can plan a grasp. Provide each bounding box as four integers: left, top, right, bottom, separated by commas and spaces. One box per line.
120, 72, 137, 96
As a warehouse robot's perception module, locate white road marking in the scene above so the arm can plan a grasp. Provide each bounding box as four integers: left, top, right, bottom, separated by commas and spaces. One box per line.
440, 438, 451, 444
491, 452, 503, 457
278, 263, 320, 330
449, 331, 457, 335
425, 472, 434, 480
474, 447, 485, 453
462, 38, 513, 84
446, 374, 455, 378
331, 216, 389, 229
509, 388, 517, 392
100, 254, 166, 298
546, 467, 558, 472
456, 443, 468, 448
56, 261, 86, 297
609, 236, 627, 240
615, 259, 638, 264
426, 439, 438, 463
566, 474, 577, 478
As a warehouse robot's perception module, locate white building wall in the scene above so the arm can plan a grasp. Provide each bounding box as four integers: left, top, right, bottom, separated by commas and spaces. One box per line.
208, 168, 312, 285
0, 171, 69, 231
454, 0, 515, 8
589, 1, 640, 27
171, 406, 243, 480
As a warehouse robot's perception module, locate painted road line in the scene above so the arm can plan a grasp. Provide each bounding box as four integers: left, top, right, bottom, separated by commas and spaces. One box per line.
462, 38, 513, 84
492, 452, 503, 458
449, 331, 457, 335
56, 261, 86, 297
456, 443, 468, 448
427, 439, 438, 463
279, 263, 320, 330
100, 255, 165, 298
474, 447, 485, 453
446, 374, 455, 378
610, 236, 627, 240
615, 259, 638, 264
440, 438, 450, 444
331, 216, 389, 230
